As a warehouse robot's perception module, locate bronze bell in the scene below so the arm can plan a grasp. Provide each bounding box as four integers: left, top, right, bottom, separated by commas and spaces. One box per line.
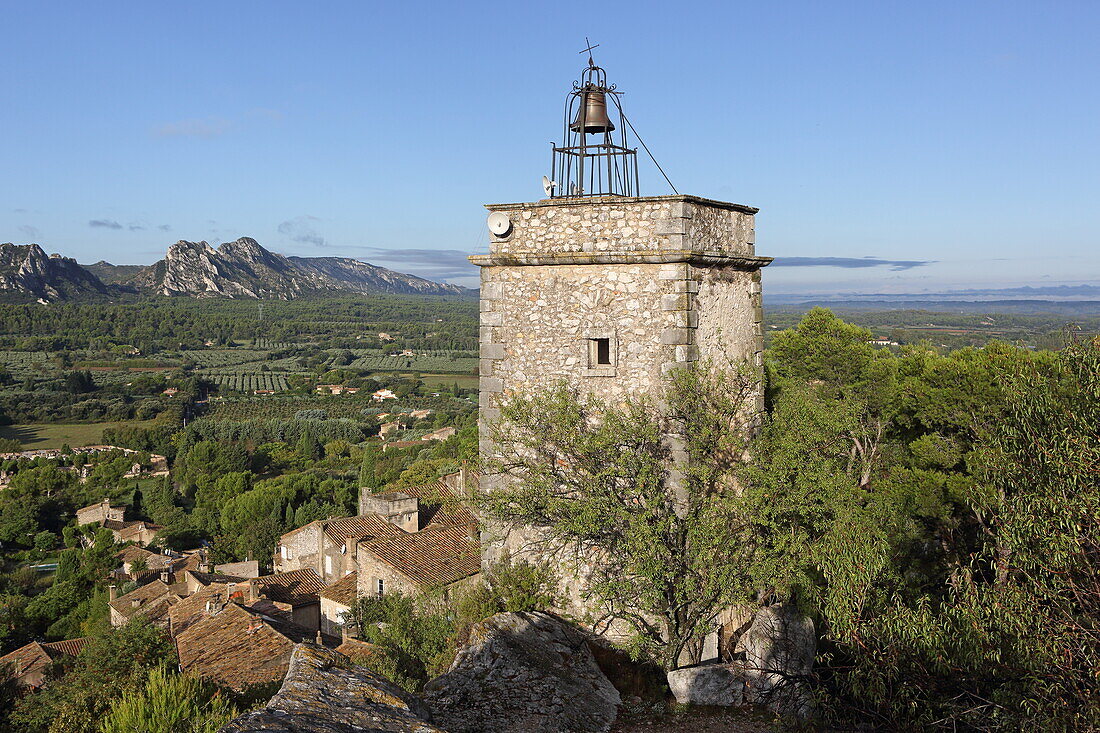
570, 90, 615, 134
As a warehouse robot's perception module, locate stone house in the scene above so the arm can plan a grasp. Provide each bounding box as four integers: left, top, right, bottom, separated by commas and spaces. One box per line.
76, 498, 125, 527
421, 426, 456, 442
274, 474, 481, 637
354, 521, 481, 601
318, 571, 358, 637
105, 518, 164, 546
77, 497, 164, 546
0, 638, 89, 689
273, 476, 476, 584
249, 568, 325, 632
180, 570, 250, 596
274, 515, 391, 584
108, 579, 181, 628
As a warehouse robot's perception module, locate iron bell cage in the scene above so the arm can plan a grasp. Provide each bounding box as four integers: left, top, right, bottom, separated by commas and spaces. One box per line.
549, 63, 639, 198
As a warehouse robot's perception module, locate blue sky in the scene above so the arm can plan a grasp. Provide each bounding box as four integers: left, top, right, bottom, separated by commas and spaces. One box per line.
2, 1, 1098, 292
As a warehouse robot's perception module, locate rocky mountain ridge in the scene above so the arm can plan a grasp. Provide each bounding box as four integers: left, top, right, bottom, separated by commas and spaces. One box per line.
0, 238, 470, 301
126, 237, 469, 299
0, 243, 109, 302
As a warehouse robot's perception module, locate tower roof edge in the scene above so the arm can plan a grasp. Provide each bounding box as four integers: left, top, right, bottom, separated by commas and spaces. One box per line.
485, 194, 759, 215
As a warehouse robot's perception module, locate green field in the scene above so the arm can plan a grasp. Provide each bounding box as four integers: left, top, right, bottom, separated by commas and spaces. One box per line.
419, 373, 479, 389
0, 420, 160, 449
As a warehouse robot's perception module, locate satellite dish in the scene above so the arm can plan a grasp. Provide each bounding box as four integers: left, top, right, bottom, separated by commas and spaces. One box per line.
486, 211, 512, 236
542, 175, 557, 197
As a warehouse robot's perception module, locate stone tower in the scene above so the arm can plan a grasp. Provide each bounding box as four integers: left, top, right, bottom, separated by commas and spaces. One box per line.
472, 60, 771, 612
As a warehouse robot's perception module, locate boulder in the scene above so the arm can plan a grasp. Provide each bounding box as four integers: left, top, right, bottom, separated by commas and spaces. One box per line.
666, 663, 745, 706
220, 643, 444, 733
735, 604, 816, 719
423, 611, 621, 733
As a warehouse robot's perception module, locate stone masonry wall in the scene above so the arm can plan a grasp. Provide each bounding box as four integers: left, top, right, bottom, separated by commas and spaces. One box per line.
274, 522, 324, 577
484, 195, 756, 257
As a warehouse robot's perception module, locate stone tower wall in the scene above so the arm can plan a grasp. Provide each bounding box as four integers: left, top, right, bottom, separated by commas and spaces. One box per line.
475, 196, 767, 435
472, 195, 770, 624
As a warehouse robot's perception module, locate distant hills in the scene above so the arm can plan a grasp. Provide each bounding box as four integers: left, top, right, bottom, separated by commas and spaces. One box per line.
0, 238, 471, 302
765, 292, 1100, 316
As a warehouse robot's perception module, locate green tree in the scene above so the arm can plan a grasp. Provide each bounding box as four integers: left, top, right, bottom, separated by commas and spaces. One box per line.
9, 618, 176, 733
345, 593, 455, 691
481, 365, 759, 669
296, 431, 323, 462
33, 530, 57, 552
100, 664, 236, 733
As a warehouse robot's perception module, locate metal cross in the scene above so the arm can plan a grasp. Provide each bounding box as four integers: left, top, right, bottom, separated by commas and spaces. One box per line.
579, 37, 600, 67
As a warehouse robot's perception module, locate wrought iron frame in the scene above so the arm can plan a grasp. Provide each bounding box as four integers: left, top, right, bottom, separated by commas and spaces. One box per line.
549, 63, 639, 198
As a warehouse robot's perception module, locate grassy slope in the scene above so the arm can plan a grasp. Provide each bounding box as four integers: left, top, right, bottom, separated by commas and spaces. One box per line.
0, 420, 160, 449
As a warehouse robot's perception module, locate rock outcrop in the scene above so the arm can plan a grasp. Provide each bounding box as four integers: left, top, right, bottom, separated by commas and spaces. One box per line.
668, 604, 816, 720
128, 237, 469, 299
736, 603, 815, 717
0, 243, 109, 301
220, 643, 443, 733
423, 611, 621, 733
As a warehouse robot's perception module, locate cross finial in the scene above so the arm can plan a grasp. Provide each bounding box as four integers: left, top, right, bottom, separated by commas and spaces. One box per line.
579, 37, 599, 67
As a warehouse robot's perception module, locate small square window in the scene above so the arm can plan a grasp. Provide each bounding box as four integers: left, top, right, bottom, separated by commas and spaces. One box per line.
594, 338, 611, 365
583, 333, 617, 376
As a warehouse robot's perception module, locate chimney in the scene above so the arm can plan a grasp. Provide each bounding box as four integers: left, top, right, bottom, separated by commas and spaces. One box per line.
160, 570, 170, 584
342, 621, 360, 641
467, 521, 480, 543
315, 630, 323, 645
206, 592, 225, 615
131, 598, 142, 608
108, 584, 117, 601
247, 616, 263, 634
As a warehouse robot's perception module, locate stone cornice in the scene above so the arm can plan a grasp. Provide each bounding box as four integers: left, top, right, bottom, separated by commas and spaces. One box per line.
484, 194, 760, 215
468, 250, 773, 269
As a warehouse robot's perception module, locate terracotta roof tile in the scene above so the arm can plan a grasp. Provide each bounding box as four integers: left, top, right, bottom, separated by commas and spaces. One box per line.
250, 569, 324, 607
40, 638, 90, 658
0, 637, 90, 686
116, 545, 176, 571
176, 551, 210, 573
318, 572, 358, 606
175, 603, 300, 691
109, 580, 180, 622
402, 479, 477, 528
117, 545, 156, 563
117, 521, 163, 540
361, 524, 480, 588
169, 583, 232, 636
322, 515, 399, 545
